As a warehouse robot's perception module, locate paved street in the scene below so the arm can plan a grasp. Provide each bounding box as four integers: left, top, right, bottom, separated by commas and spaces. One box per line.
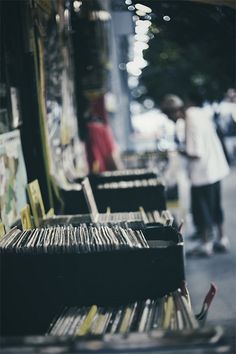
184, 165, 236, 324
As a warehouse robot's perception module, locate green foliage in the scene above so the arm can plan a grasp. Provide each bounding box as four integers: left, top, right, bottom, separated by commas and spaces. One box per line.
139, 1, 236, 105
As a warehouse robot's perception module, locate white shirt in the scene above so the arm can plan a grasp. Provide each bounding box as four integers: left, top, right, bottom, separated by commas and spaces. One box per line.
185, 106, 229, 186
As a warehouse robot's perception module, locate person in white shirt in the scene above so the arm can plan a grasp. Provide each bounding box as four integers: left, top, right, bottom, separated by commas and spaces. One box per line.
161, 93, 230, 257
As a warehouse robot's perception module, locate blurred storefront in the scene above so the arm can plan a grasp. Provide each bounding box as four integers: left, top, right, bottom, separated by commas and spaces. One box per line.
0, 0, 137, 216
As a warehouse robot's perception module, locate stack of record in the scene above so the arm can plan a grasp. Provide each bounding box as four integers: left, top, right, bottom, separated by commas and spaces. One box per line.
97, 178, 163, 190
48, 290, 199, 337
0, 224, 149, 254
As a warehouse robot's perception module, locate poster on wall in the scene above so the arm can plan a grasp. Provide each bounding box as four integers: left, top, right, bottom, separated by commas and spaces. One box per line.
0, 130, 28, 230
34, 0, 88, 190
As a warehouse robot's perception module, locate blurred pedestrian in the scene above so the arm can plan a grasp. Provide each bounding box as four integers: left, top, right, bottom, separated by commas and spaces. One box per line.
161, 93, 230, 257
213, 88, 236, 163
83, 97, 123, 173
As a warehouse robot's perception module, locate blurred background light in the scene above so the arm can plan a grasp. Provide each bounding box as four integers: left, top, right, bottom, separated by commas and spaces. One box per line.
135, 3, 152, 14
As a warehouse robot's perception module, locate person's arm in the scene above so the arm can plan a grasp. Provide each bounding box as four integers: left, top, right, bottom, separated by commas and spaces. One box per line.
184, 111, 203, 160
104, 125, 123, 170
179, 149, 200, 159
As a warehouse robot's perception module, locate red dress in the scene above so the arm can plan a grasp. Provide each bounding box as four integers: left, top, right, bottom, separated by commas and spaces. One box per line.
85, 122, 117, 172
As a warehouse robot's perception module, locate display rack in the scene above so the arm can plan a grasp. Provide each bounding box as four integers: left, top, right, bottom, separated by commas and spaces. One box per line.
89, 168, 159, 185
0, 226, 184, 336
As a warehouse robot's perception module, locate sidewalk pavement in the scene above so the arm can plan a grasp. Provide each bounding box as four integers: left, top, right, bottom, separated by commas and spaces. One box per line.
184, 165, 236, 323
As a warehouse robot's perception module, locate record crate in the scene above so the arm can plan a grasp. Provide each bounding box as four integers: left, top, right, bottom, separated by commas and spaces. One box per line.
0, 225, 184, 336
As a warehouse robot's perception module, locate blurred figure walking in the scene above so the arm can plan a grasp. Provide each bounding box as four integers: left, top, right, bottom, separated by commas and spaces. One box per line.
161, 93, 230, 257
83, 96, 123, 173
